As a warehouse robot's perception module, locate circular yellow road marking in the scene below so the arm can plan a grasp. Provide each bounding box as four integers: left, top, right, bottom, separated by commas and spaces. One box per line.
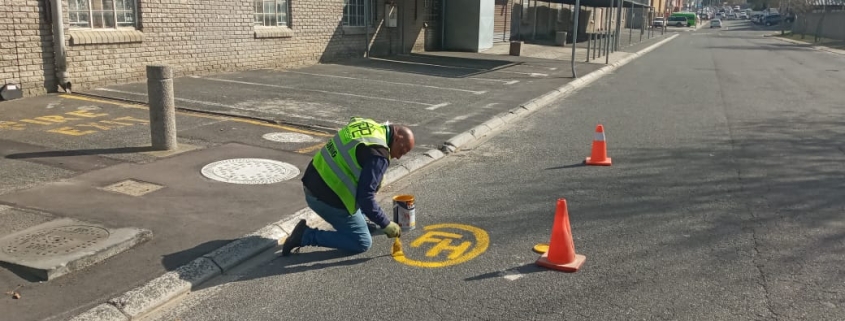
393, 223, 489, 268
532, 243, 549, 254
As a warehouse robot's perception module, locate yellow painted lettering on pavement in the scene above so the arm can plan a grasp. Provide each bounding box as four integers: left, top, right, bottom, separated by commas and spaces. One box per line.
61, 94, 331, 137
114, 116, 149, 124
19, 119, 53, 125
393, 223, 489, 268
66, 110, 108, 118
47, 127, 97, 136
34, 115, 81, 123
77, 122, 113, 130
0, 108, 156, 137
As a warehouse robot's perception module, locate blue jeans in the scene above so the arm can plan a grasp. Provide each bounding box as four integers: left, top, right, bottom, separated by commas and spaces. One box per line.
301, 192, 372, 253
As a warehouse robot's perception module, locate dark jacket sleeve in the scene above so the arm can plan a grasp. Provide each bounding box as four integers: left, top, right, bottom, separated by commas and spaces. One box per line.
356, 152, 391, 228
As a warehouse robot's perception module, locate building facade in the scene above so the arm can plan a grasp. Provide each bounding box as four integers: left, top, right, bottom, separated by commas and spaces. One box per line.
1, 0, 441, 98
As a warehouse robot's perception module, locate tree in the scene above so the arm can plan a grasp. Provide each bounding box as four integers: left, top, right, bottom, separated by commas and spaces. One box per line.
784, 0, 814, 39
749, 0, 772, 10
813, 1, 826, 43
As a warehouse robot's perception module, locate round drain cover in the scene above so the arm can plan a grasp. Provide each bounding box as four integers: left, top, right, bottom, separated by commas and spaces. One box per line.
262, 132, 320, 143
1, 225, 110, 258
201, 158, 300, 184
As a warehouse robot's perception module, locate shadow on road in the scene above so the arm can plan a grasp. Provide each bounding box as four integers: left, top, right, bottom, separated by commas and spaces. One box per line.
464, 263, 547, 281
162, 239, 236, 271
707, 43, 812, 51
572, 113, 845, 267
329, 53, 517, 79
219, 249, 379, 287
4, 146, 156, 159
544, 162, 587, 170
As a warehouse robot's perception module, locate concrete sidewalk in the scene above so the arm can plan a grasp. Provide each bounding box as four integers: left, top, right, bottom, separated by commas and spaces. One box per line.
480, 32, 675, 65
0, 94, 330, 321
76, 51, 605, 162
1, 33, 679, 321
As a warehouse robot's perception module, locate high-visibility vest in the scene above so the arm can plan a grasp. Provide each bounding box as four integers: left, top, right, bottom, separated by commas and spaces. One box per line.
311, 117, 390, 214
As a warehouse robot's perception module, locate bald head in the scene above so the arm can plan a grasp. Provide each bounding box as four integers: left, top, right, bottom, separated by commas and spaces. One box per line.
389, 125, 415, 160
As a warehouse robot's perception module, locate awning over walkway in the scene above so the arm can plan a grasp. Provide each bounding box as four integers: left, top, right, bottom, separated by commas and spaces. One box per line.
536, 0, 652, 8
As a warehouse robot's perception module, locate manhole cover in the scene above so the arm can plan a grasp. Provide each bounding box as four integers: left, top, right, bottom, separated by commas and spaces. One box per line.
262, 132, 321, 143
200, 158, 300, 184
0, 225, 110, 258
101, 179, 164, 196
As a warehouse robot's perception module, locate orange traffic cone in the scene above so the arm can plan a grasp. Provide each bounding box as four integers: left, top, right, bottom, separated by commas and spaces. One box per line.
585, 124, 612, 166
536, 198, 586, 273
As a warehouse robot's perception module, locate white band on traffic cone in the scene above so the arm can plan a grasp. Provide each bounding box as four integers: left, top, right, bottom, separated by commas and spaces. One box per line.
594, 132, 606, 141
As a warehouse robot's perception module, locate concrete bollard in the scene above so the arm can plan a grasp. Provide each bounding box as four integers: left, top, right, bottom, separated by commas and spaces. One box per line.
146, 65, 177, 151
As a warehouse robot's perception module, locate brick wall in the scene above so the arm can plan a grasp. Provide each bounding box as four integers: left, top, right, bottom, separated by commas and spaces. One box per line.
3, 0, 432, 98
0, 0, 56, 97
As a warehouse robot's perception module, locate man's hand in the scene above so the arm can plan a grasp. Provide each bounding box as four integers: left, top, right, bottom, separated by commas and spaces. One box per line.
383, 222, 402, 238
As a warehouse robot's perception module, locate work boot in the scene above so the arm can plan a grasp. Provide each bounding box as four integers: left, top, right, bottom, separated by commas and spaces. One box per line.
282, 220, 307, 256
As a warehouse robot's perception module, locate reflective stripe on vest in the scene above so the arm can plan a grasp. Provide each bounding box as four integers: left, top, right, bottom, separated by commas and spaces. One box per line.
311, 118, 388, 214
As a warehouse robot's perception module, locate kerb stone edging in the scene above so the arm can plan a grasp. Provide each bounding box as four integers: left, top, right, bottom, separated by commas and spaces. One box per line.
68, 33, 676, 321
767, 33, 845, 56
442, 33, 679, 154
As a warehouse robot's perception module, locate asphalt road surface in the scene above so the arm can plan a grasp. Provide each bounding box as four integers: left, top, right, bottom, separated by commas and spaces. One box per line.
142, 20, 845, 321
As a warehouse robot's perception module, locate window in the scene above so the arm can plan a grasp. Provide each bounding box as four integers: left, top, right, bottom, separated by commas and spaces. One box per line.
343, 0, 377, 27
254, 0, 290, 27
68, 0, 137, 29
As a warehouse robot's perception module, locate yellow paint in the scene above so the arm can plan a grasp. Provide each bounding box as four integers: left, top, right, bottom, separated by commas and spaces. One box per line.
0, 121, 25, 130
66, 110, 108, 118
60, 94, 330, 137
35, 115, 80, 123
115, 116, 149, 123
426, 238, 472, 260
393, 223, 489, 268
4, 94, 331, 143
1, 107, 112, 136
20, 119, 52, 125
391, 238, 404, 257
47, 127, 97, 136
231, 118, 331, 137
295, 142, 326, 154
77, 122, 112, 130
532, 243, 549, 254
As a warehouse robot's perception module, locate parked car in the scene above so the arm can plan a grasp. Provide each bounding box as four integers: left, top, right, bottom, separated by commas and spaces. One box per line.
653, 18, 665, 28
784, 13, 796, 23
739, 12, 748, 19
710, 19, 722, 28
763, 14, 781, 26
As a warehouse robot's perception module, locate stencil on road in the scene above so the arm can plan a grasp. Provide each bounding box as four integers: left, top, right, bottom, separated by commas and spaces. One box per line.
393, 223, 489, 268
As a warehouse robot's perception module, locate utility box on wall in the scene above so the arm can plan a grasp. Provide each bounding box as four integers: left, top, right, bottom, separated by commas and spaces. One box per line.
386, 3, 398, 27
443, 0, 494, 52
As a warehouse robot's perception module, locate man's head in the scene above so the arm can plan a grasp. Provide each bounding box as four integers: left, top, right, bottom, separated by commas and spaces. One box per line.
389, 125, 415, 159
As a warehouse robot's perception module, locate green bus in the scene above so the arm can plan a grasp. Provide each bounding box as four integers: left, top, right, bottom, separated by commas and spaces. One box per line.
670, 12, 698, 27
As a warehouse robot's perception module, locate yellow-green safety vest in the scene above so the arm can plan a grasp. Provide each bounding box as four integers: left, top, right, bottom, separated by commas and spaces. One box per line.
312, 117, 390, 214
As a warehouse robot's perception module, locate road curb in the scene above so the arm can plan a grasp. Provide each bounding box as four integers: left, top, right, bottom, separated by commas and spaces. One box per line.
442, 33, 679, 154
767, 34, 845, 56
68, 33, 679, 321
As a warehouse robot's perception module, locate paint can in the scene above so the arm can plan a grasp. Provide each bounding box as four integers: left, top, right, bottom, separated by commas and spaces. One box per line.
392, 194, 416, 231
